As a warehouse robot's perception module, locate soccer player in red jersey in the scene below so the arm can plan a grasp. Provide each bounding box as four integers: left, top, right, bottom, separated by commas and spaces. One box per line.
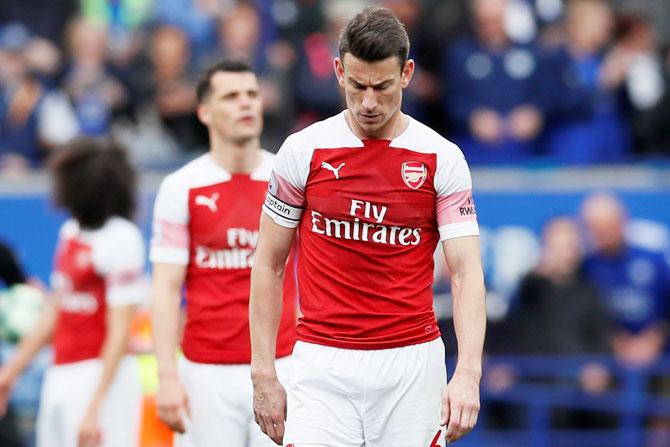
150, 60, 296, 447
250, 7, 486, 446
0, 140, 145, 447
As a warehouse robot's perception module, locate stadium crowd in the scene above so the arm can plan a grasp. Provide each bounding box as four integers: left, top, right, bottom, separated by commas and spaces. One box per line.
1, 0, 670, 173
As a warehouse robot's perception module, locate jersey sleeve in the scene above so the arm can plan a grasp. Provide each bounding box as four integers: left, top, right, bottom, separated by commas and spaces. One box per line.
435, 152, 480, 241
93, 222, 147, 307
262, 134, 309, 228
150, 174, 190, 265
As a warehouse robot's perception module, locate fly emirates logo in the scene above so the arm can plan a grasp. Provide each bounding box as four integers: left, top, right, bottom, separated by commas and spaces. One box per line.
311, 199, 421, 246
195, 228, 258, 270
52, 272, 98, 314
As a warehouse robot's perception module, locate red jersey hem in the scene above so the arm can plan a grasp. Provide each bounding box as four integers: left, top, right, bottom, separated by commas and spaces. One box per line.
54, 352, 100, 365
182, 343, 295, 365
296, 331, 441, 351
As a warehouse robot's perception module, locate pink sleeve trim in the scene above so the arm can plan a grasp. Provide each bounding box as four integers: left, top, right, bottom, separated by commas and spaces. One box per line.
272, 172, 305, 207
436, 189, 477, 227
154, 220, 189, 249
106, 269, 144, 287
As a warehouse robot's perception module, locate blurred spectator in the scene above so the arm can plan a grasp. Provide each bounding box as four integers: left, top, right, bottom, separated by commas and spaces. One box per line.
443, 0, 545, 164
60, 17, 132, 137
0, 0, 77, 43
382, 1, 426, 114
383, 0, 446, 131
152, 0, 217, 53
510, 217, 611, 359
199, 1, 295, 149
0, 14, 64, 85
485, 217, 612, 429
542, 0, 631, 164
21, 37, 63, 86
0, 23, 79, 174
293, 0, 362, 127
148, 25, 203, 151
115, 24, 203, 165
581, 193, 670, 368
608, 13, 670, 157
79, 0, 153, 67
499, 0, 570, 47
399, 0, 471, 134
272, 0, 328, 46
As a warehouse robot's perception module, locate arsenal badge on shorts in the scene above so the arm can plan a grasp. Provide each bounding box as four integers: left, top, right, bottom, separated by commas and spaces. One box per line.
401, 161, 427, 190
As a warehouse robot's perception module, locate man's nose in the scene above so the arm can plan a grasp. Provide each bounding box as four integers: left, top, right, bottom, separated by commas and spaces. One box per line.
239, 93, 252, 108
361, 88, 377, 110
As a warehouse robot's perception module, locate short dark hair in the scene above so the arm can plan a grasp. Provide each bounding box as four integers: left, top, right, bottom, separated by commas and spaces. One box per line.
338, 6, 410, 69
50, 139, 136, 229
196, 58, 254, 103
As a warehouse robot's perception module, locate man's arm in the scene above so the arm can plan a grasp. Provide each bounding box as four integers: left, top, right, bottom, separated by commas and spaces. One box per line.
78, 303, 136, 446
249, 213, 296, 445
441, 235, 486, 443
150, 263, 189, 433
0, 300, 56, 416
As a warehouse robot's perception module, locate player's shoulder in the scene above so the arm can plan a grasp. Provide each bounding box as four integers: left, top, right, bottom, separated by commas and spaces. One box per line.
250, 149, 275, 181
58, 219, 80, 240
60, 217, 142, 255
393, 116, 465, 162
159, 154, 208, 191
88, 217, 144, 271
281, 112, 362, 153
93, 217, 143, 245
159, 154, 229, 193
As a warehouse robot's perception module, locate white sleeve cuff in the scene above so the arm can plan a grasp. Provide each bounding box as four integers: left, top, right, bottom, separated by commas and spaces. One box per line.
439, 221, 480, 241
107, 276, 148, 307
150, 247, 189, 265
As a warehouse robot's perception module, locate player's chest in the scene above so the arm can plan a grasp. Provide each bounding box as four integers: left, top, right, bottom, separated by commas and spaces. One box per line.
53, 239, 99, 289
188, 178, 267, 249
304, 146, 437, 226
52, 240, 105, 316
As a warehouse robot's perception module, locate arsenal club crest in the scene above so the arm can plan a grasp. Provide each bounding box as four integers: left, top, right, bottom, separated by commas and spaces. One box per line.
401, 161, 427, 190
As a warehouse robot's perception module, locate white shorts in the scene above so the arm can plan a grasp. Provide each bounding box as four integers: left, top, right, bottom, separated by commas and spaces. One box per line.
284, 338, 447, 447
36, 356, 141, 447
175, 356, 291, 447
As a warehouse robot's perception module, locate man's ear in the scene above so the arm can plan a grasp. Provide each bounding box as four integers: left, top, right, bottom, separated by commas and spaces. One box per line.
334, 56, 346, 89
401, 59, 415, 88
197, 102, 210, 126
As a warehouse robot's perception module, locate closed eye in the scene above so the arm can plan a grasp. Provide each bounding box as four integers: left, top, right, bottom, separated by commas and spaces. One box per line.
350, 80, 366, 90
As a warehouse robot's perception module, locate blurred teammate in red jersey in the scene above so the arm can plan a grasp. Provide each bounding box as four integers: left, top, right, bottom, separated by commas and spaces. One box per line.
0, 139, 145, 447
250, 6, 486, 447
149, 59, 296, 447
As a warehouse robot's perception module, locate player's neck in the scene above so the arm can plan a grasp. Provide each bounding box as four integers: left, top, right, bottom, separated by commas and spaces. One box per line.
345, 109, 409, 141
209, 137, 261, 174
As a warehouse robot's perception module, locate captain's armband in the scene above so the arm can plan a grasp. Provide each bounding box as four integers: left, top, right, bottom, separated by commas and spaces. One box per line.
263, 192, 303, 228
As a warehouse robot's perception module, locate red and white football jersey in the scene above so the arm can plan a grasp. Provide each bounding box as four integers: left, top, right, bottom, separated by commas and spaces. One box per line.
150, 151, 297, 364
263, 112, 479, 350
51, 217, 146, 364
